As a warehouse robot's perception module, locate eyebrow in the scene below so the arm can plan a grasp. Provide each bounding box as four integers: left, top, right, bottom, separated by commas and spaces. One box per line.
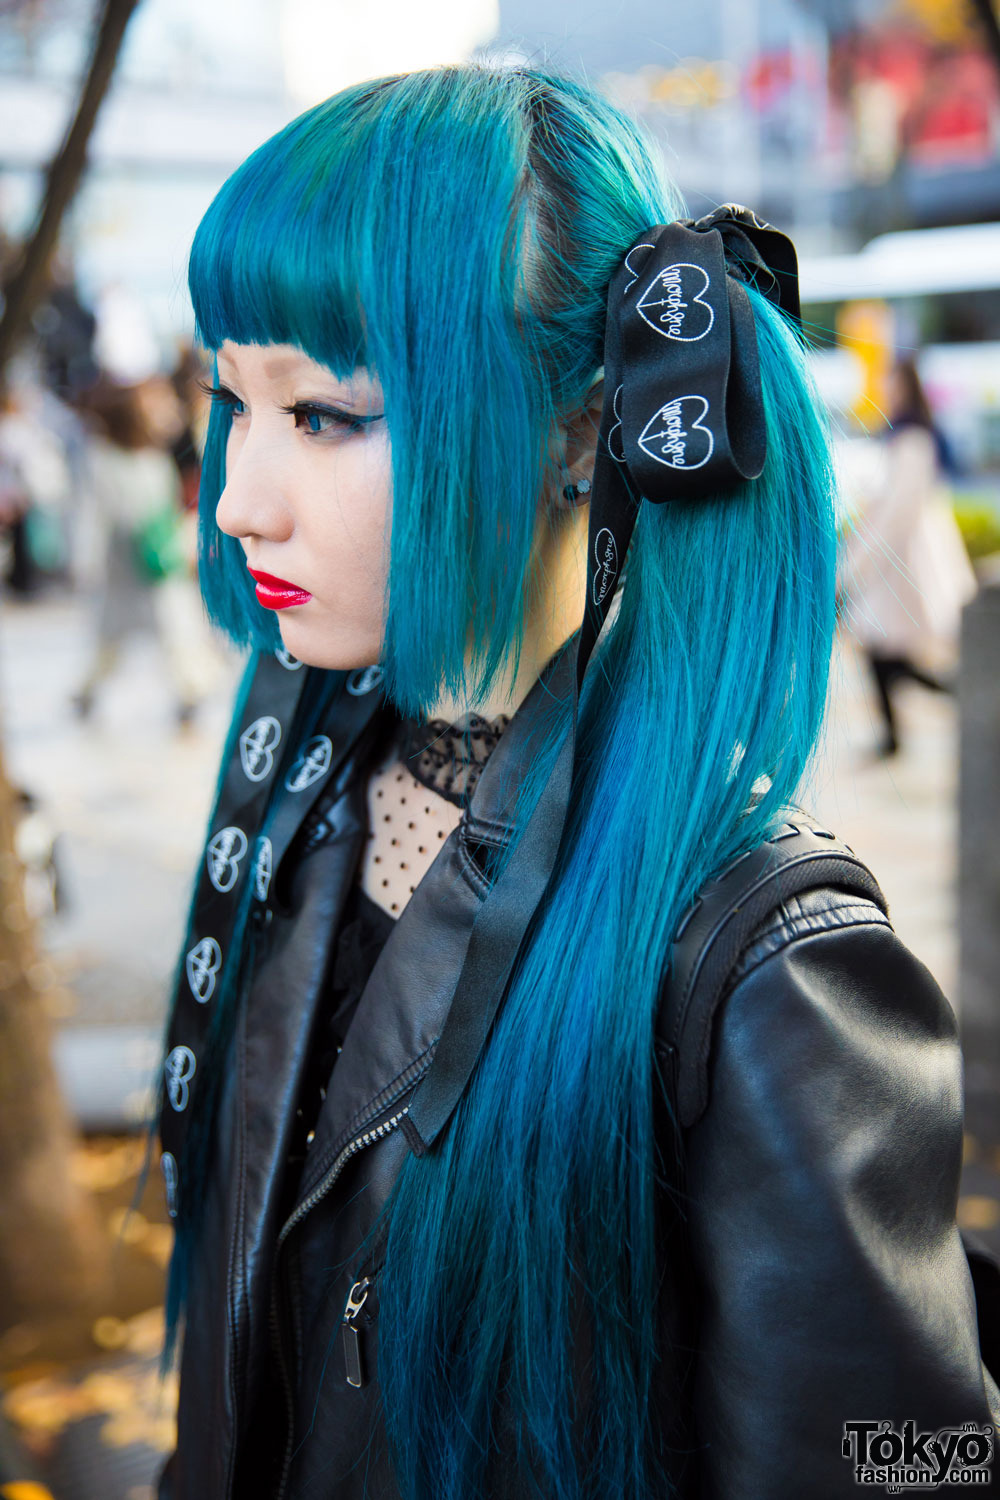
259, 356, 350, 383
216, 352, 376, 395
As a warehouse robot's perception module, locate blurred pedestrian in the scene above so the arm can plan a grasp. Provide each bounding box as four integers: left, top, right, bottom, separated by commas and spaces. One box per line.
0, 376, 73, 596
0, 250, 96, 596
0, 392, 32, 550
840, 355, 977, 756
72, 375, 220, 726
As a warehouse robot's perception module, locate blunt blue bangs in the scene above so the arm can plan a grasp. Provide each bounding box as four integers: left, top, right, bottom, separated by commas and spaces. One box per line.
187, 66, 677, 711
189, 82, 378, 365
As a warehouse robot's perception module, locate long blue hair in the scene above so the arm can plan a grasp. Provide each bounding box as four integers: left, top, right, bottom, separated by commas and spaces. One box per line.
176, 64, 836, 1500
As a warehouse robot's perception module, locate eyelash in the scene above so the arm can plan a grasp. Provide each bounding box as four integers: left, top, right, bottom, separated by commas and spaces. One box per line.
200, 382, 383, 437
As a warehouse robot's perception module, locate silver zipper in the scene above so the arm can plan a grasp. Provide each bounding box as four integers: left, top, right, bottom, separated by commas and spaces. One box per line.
271, 1103, 410, 1500
276, 1103, 410, 1252
341, 1276, 371, 1389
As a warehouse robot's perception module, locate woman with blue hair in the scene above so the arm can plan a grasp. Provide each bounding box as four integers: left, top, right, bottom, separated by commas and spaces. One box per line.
156, 64, 997, 1500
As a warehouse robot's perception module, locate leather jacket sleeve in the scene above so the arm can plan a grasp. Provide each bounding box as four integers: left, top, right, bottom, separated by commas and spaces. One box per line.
683, 891, 999, 1499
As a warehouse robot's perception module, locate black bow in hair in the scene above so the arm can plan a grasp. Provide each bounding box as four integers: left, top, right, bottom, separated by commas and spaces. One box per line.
600, 204, 801, 508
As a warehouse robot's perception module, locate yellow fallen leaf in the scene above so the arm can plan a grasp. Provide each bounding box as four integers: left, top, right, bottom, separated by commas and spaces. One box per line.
78, 1370, 135, 1413
122, 1306, 166, 1356
91, 1316, 128, 1351
957, 1195, 1000, 1231
102, 1409, 176, 1452
1, 1380, 89, 1435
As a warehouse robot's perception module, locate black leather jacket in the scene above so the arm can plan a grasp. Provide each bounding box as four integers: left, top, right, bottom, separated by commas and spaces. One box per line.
159, 674, 999, 1500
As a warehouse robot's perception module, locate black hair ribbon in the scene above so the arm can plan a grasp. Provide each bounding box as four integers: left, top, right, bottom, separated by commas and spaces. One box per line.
402, 205, 800, 1155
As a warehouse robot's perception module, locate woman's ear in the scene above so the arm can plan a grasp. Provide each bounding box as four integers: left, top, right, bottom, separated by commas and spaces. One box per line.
550, 378, 605, 512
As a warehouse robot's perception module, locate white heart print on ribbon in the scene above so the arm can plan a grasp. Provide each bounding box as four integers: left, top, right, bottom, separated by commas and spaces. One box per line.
285, 735, 333, 792
254, 836, 273, 902
186, 936, 222, 1003
161, 1150, 179, 1217
592, 528, 619, 608
165, 1045, 197, 1112
639, 395, 714, 471
346, 664, 384, 696
621, 240, 656, 296
239, 715, 282, 781
275, 646, 303, 671
207, 826, 249, 893
636, 262, 714, 343
607, 383, 627, 466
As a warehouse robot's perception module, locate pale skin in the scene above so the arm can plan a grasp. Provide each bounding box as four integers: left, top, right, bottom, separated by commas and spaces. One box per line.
214, 342, 599, 722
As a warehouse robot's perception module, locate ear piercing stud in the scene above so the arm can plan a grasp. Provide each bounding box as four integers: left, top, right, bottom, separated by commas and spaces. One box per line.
561, 477, 591, 505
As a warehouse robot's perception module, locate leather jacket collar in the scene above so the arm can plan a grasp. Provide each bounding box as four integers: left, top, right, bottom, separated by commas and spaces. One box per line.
289, 634, 575, 1217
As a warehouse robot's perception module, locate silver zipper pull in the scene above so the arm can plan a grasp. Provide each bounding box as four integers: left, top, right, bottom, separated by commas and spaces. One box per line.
342, 1276, 370, 1389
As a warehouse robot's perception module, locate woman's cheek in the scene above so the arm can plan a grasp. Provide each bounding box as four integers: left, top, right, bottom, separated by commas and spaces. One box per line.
224, 422, 246, 475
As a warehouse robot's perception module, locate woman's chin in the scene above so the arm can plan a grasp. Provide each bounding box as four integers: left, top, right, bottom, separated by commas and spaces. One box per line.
275, 618, 381, 672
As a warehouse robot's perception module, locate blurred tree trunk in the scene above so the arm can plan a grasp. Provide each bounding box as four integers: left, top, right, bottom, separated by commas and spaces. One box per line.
0, 0, 142, 1325
0, 740, 109, 1317
0, 0, 142, 386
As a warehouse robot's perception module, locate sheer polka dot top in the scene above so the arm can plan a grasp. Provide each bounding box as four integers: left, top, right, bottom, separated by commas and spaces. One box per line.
359, 710, 510, 919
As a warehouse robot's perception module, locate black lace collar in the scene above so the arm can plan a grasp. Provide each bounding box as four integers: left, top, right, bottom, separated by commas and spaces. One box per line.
399, 710, 511, 808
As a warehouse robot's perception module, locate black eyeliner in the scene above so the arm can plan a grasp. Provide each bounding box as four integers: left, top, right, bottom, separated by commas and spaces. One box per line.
199, 379, 242, 405
279, 401, 385, 424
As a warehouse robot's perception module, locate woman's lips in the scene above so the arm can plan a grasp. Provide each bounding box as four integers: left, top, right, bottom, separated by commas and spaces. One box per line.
247, 568, 312, 611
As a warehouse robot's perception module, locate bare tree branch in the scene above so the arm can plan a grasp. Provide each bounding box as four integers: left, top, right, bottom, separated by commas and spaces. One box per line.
0, 0, 142, 384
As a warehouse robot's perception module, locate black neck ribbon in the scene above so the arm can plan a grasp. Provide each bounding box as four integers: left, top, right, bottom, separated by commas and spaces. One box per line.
401, 205, 799, 1155
159, 649, 386, 1218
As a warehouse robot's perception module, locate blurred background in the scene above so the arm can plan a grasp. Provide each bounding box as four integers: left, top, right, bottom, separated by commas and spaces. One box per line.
0, 0, 999, 1495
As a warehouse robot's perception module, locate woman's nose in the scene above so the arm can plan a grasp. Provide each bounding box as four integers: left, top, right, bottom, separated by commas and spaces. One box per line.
215, 428, 294, 543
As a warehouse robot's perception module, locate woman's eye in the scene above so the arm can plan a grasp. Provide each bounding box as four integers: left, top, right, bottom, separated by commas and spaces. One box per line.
201, 382, 246, 416
289, 404, 367, 437
199, 382, 382, 435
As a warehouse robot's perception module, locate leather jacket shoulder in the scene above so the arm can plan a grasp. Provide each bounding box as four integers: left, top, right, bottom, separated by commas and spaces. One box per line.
681, 886, 1000, 1497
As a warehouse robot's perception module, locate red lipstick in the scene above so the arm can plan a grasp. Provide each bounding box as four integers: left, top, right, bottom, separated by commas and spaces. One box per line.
247, 568, 312, 610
